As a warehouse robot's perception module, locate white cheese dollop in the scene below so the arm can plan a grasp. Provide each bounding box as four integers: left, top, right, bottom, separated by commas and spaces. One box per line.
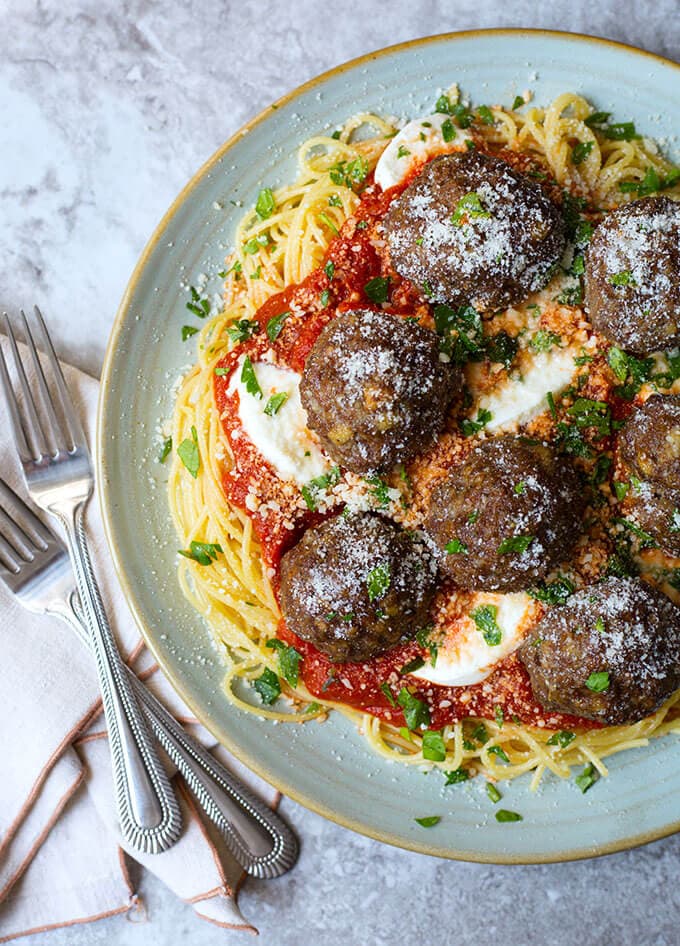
228, 357, 330, 485
413, 592, 534, 687
477, 346, 578, 433
374, 114, 473, 190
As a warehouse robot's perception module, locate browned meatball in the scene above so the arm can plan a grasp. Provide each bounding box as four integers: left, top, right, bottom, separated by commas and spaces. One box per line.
383, 150, 566, 311
519, 577, 680, 725
300, 309, 460, 474
585, 196, 680, 354
279, 512, 436, 663
423, 436, 586, 592
626, 483, 680, 557
618, 395, 680, 490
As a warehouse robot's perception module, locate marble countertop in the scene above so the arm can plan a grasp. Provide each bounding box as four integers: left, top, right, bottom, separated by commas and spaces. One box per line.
2, 2, 680, 944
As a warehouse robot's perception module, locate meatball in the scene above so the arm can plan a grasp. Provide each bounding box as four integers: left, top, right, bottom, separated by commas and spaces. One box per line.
279, 512, 436, 663
423, 436, 586, 593
519, 577, 680, 725
300, 309, 460, 474
618, 395, 680, 490
383, 150, 566, 311
585, 196, 680, 354
626, 483, 680, 557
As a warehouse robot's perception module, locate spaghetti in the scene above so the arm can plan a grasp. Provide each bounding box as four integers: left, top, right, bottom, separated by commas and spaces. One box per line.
168, 90, 680, 787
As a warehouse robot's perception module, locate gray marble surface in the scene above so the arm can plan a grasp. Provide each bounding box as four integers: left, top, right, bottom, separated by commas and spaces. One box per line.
2, 1, 680, 944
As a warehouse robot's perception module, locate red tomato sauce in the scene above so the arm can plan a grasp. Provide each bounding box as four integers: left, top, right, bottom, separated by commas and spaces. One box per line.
212, 174, 601, 733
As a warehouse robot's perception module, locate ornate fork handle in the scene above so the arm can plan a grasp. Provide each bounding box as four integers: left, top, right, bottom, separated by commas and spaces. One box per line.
57, 502, 182, 853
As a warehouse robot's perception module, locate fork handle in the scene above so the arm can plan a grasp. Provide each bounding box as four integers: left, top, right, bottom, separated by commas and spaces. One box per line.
58, 504, 182, 853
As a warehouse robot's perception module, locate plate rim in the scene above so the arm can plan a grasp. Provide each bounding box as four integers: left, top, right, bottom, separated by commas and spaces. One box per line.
97, 27, 680, 864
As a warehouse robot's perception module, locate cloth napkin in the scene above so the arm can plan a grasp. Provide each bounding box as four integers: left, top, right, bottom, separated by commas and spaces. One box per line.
0, 352, 281, 942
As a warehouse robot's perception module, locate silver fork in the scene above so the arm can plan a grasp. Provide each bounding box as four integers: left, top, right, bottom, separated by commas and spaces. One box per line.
0, 475, 298, 877
0, 307, 181, 854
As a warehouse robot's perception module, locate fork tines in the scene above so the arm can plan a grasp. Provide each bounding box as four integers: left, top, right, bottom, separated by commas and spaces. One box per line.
0, 476, 51, 574
0, 306, 88, 464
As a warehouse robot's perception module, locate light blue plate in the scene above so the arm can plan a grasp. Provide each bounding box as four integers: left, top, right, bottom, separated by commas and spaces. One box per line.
98, 30, 680, 862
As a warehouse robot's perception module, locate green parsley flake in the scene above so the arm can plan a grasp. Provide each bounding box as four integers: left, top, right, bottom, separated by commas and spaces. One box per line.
528, 576, 574, 606
182, 324, 199, 341
415, 815, 441, 827
571, 141, 594, 165
243, 233, 269, 255
422, 730, 447, 762
364, 276, 391, 303
488, 745, 510, 764
396, 144, 411, 159
380, 682, 397, 707
266, 310, 291, 341
186, 285, 211, 318
329, 156, 369, 189
609, 270, 637, 287
452, 191, 491, 225
530, 329, 562, 352
497, 534, 534, 555
399, 656, 426, 675
445, 538, 468, 554
471, 604, 502, 646
254, 667, 280, 705
158, 437, 172, 463
486, 782, 502, 803
240, 355, 263, 398
512, 95, 525, 110
178, 540, 222, 566
575, 763, 599, 793
397, 688, 431, 730
495, 809, 522, 822
265, 639, 302, 687
477, 105, 495, 125
318, 212, 339, 235
255, 187, 276, 220
367, 563, 391, 601
441, 118, 456, 142
324, 260, 335, 280
547, 730, 576, 748
444, 768, 469, 785
177, 425, 200, 478
460, 408, 493, 437
226, 318, 258, 343
585, 671, 610, 692
264, 392, 288, 416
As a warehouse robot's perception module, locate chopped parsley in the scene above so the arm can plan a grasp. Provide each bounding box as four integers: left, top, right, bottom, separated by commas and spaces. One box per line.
265, 310, 291, 342
399, 656, 426, 675
422, 730, 447, 762
414, 815, 441, 827
495, 809, 522, 822
567, 398, 611, 437
585, 671, 610, 693
476, 104, 495, 125
547, 730, 576, 748
445, 538, 468, 555
226, 318, 258, 343
609, 270, 637, 287
364, 276, 391, 303
318, 212, 339, 235
471, 722, 489, 745
380, 682, 397, 707
186, 285, 211, 318
512, 95, 525, 110
444, 767, 470, 785
363, 474, 392, 509
471, 604, 502, 646
396, 144, 411, 159
528, 576, 575, 606
584, 110, 611, 128
416, 624, 439, 667
243, 233, 269, 255
397, 688, 431, 730
530, 329, 562, 352
451, 191, 491, 225
253, 667, 280, 705
433, 303, 485, 365
484, 331, 519, 368
614, 516, 658, 549
265, 639, 302, 688
571, 141, 594, 165
497, 534, 534, 555
441, 118, 456, 142
513, 481, 526, 495
434, 93, 473, 128
178, 540, 222, 566
177, 425, 200, 478
575, 763, 598, 793
158, 437, 172, 463
367, 563, 391, 601
320, 289, 330, 306
263, 392, 288, 416
603, 122, 640, 141
240, 355, 263, 398
324, 260, 335, 280
329, 156, 369, 189
619, 165, 680, 196
255, 187, 276, 220
460, 408, 493, 437
182, 324, 199, 341
300, 466, 341, 511
486, 782, 502, 803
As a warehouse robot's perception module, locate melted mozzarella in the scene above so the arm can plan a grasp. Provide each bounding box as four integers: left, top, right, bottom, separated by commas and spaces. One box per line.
374, 114, 473, 190
477, 346, 578, 433
228, 358, 330, 485
413, 592, 534, 687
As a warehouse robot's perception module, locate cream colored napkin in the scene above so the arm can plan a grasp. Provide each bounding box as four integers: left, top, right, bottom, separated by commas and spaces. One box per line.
0, 355, 280, 942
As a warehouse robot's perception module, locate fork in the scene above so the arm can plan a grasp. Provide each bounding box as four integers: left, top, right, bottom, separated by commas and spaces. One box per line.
0, 474, 298, 877
0, 307, 181, 854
